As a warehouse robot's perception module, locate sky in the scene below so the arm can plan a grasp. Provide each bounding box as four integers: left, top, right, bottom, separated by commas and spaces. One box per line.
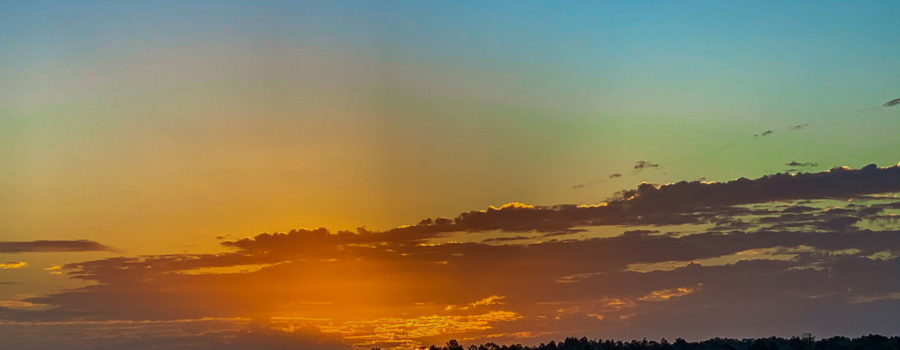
1, 1, 900, 349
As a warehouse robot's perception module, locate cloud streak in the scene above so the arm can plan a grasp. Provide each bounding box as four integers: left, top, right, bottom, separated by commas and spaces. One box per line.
786, 161, 818, 167
0, 240, 111, 253
882, 97, 900, 107
633, 161, 660, 170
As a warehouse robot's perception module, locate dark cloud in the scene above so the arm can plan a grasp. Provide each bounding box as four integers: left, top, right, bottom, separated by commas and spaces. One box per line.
786, 161, 818, 167
609, 173, 623, 178
619, 164, 899, 213
0, 321, 347, 350
633, 161, 659, 170
756, 124, 809, 137
197, 164, 900, 248
482, 236, 533, 243
20, 224, 900, 345
0, 240, 111, 253
882, 97, 900, 107
5, 164, 900, 348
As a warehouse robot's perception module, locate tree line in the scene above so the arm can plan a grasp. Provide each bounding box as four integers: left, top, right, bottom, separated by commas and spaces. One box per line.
407, 334, 900, 350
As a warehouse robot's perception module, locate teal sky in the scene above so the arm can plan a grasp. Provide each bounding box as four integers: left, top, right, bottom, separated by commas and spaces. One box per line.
2, 1, 899, 254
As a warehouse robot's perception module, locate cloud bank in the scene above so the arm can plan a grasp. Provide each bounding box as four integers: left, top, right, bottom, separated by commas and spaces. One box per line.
3, 164, 900, 349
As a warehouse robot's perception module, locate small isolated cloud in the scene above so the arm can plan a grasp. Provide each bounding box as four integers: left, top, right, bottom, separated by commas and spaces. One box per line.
786, 161, 818, 167
609, 173, 623, 178
572, 184, 585, 189
0, 240, 111, 253
756, 124, 810, 137
633, 161, 659, 170
0, 261, 27, 270
789, 123, 810, 130
882, 97, 900, 107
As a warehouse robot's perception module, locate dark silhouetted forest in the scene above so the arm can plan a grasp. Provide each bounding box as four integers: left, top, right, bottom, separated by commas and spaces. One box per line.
410, 334, 900, 350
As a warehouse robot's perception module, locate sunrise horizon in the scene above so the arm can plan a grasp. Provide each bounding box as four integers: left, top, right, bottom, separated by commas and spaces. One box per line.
3, 1, 900, 349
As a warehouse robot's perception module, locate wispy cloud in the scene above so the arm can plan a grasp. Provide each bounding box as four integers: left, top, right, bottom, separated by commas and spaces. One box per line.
445, 296, 506, 311
0, 240, 111, 253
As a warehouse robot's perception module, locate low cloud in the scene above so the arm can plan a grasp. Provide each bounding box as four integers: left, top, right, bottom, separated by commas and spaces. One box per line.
4, 164, 900, 349
786, 161, 818, 167
0, 240, 111, 253
0, 319, 347, 350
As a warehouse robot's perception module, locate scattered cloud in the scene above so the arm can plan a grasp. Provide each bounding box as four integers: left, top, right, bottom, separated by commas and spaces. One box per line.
755, 123, 810, 137
3, 164, 900, 348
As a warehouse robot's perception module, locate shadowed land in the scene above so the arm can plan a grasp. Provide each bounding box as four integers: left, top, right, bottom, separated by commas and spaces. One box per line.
425, 335, 899, 350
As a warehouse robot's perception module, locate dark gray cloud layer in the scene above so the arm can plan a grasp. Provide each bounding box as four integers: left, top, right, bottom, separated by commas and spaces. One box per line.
3, 164, 900, 348
324, 164, 900, 239
0, 321, 347, 350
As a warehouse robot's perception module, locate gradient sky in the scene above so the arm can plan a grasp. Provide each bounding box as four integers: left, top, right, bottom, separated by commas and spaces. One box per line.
2, 1, 900, 349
